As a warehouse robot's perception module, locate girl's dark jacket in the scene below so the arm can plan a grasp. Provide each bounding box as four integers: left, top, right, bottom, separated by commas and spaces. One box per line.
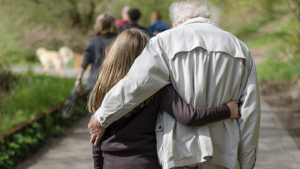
93, 84, 231, 169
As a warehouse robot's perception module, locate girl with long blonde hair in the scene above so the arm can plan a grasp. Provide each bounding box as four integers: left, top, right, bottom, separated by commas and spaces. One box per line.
89, 28, 239, 169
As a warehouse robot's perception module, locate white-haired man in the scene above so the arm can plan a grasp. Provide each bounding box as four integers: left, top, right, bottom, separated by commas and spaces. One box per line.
89, 1, 260, 169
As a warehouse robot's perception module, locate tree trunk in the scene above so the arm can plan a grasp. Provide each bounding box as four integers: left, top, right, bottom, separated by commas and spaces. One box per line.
296, 0, 300, 30
297, 0, 300, 44
86, 0, 96, 30
67, 0, 81, 27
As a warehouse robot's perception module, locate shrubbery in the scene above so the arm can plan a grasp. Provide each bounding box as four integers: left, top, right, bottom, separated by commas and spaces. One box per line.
0, 62, 18, 93
1, 48, 37, 65
0, 100, 87, 169
257, 53, 300, 81
0, 71, 74, 132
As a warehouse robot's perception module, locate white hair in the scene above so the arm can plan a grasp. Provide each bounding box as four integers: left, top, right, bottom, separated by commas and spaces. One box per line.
169, 1, 210, 25
122, 6, 130, 14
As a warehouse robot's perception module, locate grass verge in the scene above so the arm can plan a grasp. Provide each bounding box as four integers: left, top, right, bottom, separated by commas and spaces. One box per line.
257, 54, 300, 82
0, 71, 74, 132
0, 100, 87, 169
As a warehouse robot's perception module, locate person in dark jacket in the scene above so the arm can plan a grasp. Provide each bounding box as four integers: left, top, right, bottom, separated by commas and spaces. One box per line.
88, 28, 240, 169
75, 13, 118, 91
148, 11, 170, 37
119, 9, 149, 35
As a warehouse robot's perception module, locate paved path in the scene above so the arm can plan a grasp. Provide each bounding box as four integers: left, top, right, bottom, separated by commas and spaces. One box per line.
255, 100, 300, 169
13, 114, 94, 169
13, 99, 300, 169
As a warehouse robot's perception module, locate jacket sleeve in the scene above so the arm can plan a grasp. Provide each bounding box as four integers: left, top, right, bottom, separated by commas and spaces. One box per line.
81, 38, 94, 69
95, 38, 170, 127
160, 84, 231, 126
238, 51, 261, 169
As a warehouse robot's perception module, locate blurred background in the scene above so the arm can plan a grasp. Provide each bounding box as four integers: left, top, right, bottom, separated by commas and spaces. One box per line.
0, 0, 300, 169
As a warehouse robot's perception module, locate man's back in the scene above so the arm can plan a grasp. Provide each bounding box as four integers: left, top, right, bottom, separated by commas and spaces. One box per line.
157, 21, 247, 107
153, 17, 260, 169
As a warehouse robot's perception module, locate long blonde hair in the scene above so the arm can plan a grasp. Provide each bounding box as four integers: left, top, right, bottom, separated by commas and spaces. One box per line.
88, 28, 151, 117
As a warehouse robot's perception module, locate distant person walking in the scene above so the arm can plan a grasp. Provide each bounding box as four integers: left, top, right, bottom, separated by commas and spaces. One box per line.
148, 11, 170, 37
75, 13, 118, 91
120, 9, 149, 35
115, 6, 130, 28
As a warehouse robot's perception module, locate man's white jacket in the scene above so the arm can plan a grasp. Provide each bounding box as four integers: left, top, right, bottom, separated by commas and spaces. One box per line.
95, 17, 261, 169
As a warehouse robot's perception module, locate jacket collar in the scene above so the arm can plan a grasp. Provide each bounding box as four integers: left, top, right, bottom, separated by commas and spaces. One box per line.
180, 17, 220, 29
157, 16, 247, 60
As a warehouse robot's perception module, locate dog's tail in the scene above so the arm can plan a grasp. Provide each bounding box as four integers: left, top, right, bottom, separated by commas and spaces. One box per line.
59, 46, 74, 65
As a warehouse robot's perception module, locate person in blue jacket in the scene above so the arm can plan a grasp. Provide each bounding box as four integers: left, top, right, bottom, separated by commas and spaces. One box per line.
148, 11, 170, 37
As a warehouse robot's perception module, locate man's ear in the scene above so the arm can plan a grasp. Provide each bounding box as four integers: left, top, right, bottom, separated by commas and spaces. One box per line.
172, 23, 177, 28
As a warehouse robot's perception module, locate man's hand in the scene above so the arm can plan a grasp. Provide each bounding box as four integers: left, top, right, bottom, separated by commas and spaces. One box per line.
88, 115, 106, 146
227, 101, 239, 119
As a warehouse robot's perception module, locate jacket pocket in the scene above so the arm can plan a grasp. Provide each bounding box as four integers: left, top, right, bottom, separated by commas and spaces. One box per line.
155, 111, 164, 166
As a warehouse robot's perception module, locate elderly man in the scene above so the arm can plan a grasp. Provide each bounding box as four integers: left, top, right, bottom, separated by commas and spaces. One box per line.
89, 1, 260, 169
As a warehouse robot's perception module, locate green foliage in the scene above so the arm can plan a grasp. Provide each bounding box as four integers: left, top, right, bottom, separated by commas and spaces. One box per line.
0, 0, 92, 30
280, 17, 300, 54
2, 48, 37, 65
244, 32, 287, 48
0, 17, 38, 65
0, 122, 45, 168
0, 100, 87, 169
214, 0, 300, 82
215, 0, 299, 55
234, 15, 276, 38
0, 72, 74, 132
0, 62, 18, 92
243, 21, 300, 82
257, 53, 300, 81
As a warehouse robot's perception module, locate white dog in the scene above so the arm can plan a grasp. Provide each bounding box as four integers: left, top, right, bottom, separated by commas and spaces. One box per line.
59, 46, 74, 65
36, 46, 73, 77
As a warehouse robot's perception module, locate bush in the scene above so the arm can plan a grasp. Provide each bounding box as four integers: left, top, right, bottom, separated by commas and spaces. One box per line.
235, 15, 276, 38
0, 72, 74, 132
1, 48, 37, 65
257, 53, 300, 81
0, 122, 46, 168
0, 100, 87, 169
0, 62, 18, 92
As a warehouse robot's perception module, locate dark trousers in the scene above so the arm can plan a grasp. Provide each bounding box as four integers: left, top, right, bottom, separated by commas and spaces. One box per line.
92, 129, 107, 169
92, 141, 104, 169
